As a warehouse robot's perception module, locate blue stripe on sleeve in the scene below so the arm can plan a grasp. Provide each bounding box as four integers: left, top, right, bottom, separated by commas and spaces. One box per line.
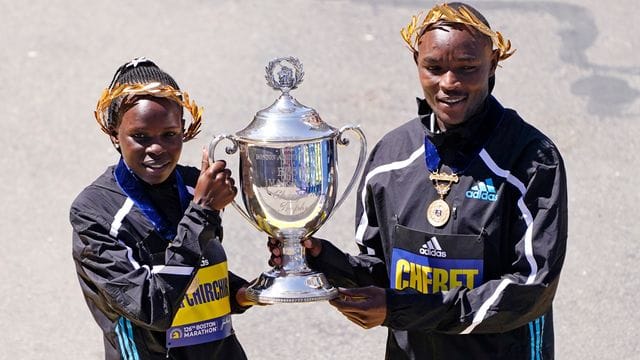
124, 318, 141, 360
529, 321, 535, 360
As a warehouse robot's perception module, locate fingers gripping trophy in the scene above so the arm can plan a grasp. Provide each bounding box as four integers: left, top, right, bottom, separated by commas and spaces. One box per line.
209, 57, 366, 303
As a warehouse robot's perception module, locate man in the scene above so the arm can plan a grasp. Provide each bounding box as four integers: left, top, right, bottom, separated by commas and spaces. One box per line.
272, 2, 567, 359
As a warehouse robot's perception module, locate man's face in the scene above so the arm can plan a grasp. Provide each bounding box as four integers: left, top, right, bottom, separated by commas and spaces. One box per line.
111, 97, 184, 185
416, 24, 498, 129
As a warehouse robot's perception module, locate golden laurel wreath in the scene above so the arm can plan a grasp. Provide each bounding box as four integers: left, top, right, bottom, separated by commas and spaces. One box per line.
94, 82, 203, 142
400, 3, 515, 61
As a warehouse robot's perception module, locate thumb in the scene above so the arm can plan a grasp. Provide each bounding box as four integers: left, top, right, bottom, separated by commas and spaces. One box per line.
200, 146, 210, 174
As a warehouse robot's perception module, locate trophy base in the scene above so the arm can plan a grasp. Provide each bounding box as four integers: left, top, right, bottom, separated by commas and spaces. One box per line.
246, 269, 338, 304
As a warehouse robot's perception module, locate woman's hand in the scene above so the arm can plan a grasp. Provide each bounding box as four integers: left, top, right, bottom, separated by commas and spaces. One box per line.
193, 148, 237, 210
235, 284, 270, 307
235, 285, 255, 307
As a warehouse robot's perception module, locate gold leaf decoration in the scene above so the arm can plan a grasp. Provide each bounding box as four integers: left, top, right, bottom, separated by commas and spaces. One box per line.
94, 82, 203, 142
400, 3, 515, 61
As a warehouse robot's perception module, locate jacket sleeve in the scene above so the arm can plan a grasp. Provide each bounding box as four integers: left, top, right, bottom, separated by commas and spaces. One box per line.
71, 199, 220, 331
307, 148, 390, 289
228, 271, 251, 314
384, 138, 568, 334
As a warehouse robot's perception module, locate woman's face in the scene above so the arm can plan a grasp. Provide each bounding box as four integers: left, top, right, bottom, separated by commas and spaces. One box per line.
111, 97, 183, 185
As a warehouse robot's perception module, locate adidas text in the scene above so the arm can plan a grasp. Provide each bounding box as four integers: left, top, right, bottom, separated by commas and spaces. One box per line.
419, 248, 447, 257
465, 190, 498, 202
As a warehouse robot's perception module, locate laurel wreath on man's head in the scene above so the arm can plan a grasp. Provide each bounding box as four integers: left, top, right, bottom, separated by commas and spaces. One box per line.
400, 3, 515, 61
94, 82, 203, 142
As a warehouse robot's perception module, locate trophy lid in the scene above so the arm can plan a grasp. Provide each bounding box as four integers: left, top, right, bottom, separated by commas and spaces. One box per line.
236, 57, 337, 142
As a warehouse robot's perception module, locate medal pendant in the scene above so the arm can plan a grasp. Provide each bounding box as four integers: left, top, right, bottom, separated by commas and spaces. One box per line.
426, 170, 457, 227
426, 199, 450, 227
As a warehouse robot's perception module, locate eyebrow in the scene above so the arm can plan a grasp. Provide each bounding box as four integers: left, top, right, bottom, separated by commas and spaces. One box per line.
128, 125, 182, 132
421, 54, 480, 64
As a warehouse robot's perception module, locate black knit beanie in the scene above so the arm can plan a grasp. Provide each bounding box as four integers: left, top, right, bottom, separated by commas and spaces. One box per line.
106, 57, 180, 130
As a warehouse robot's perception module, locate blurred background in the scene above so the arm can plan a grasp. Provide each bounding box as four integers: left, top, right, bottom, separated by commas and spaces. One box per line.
1, 0, 638, 359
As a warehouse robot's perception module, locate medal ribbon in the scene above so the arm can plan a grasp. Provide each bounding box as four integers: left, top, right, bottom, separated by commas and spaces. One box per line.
114, 158, 192, 240
424, 98, 505, 173
424, 136, 469, 174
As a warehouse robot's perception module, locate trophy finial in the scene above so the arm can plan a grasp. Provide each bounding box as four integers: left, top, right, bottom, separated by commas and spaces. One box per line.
265, 56, 305, 94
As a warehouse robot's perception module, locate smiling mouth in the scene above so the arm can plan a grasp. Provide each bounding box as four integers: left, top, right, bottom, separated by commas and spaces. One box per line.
143, 162, 169, 170
438, 96, 467, 106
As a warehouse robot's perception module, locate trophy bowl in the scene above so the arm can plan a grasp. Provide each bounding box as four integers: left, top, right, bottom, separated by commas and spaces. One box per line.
209, 57, 366, 303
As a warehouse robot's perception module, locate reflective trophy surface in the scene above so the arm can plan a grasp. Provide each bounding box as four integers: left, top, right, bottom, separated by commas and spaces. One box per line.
209, 57, 367, 303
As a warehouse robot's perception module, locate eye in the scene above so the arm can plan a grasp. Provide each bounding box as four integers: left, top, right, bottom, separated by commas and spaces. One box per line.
424, 65, 444, 75
132, 133, 148, 139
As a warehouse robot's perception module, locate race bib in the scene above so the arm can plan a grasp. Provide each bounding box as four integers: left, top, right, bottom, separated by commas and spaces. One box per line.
390, 224, 484, 294
166, 262, 233, 348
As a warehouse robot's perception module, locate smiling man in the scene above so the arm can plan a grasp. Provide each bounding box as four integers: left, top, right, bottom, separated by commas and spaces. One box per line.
272, 2, 568, 359
415, 14, 499, 129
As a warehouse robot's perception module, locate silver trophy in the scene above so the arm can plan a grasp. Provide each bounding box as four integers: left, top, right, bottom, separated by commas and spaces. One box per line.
209, 57, 367, 303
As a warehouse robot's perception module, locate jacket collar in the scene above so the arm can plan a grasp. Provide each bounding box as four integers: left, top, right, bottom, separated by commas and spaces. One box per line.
418, 96, 504, 170
111, 158, 191, 240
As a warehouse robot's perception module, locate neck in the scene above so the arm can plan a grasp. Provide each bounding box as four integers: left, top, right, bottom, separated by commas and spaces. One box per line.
433, 99, 489, 134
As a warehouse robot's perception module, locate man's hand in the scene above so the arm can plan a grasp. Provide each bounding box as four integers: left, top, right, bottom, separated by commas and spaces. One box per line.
267, 237, 323, 267
329, 286, 387, 329
193, 148, 237, 210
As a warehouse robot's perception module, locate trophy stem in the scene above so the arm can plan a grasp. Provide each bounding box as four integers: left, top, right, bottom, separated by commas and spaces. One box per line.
246, 229, 338, 304
280, 229, 311, 274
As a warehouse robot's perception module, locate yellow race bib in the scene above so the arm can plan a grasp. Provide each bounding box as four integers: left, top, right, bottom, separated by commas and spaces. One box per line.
166, 262, 233, 348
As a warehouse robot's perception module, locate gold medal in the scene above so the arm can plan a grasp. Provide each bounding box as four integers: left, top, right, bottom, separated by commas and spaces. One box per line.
427, 199, 450, 227
426, 170, 459, 227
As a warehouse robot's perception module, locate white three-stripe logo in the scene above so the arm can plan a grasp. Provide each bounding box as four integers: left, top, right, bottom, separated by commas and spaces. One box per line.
426, 236, 442, 250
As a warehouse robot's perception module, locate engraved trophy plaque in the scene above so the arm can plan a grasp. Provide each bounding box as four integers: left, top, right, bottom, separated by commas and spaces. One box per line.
209, 57, 367, 303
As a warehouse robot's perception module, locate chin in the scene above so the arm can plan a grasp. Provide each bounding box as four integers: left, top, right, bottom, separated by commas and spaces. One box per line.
436, 112, 466, 128
143, 169, 174, 185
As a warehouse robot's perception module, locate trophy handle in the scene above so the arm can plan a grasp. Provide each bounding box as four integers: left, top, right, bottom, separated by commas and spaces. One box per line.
208, 134, 261, 231
331, 125, 367, 216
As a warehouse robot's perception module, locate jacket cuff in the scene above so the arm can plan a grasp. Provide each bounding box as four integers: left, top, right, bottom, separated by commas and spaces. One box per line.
306, 239, 342, 268
190, 202, 223, 236
382, 288, 447, 331
189, 202, 221, 225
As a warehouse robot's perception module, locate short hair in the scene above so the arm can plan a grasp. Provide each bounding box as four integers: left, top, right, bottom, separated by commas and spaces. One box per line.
416, 3, 493, 53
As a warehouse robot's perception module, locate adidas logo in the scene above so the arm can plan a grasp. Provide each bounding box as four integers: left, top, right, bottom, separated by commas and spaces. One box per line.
465, 178, 498, 202
419, 236, 447, 258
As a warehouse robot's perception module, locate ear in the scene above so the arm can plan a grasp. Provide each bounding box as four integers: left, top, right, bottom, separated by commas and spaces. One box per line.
489, 49, 499, 77
109, 132, 121, 151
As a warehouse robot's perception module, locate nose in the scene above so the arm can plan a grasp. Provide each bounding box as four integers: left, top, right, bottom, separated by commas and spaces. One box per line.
440, 70, 460, 90
145, 141, 165, 156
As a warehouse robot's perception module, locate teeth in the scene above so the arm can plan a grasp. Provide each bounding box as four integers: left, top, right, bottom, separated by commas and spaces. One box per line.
145, 163, 166, 169
441, 97, 464, 104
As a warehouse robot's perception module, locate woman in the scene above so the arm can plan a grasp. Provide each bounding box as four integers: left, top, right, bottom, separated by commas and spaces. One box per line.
71, 58, 253, 359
